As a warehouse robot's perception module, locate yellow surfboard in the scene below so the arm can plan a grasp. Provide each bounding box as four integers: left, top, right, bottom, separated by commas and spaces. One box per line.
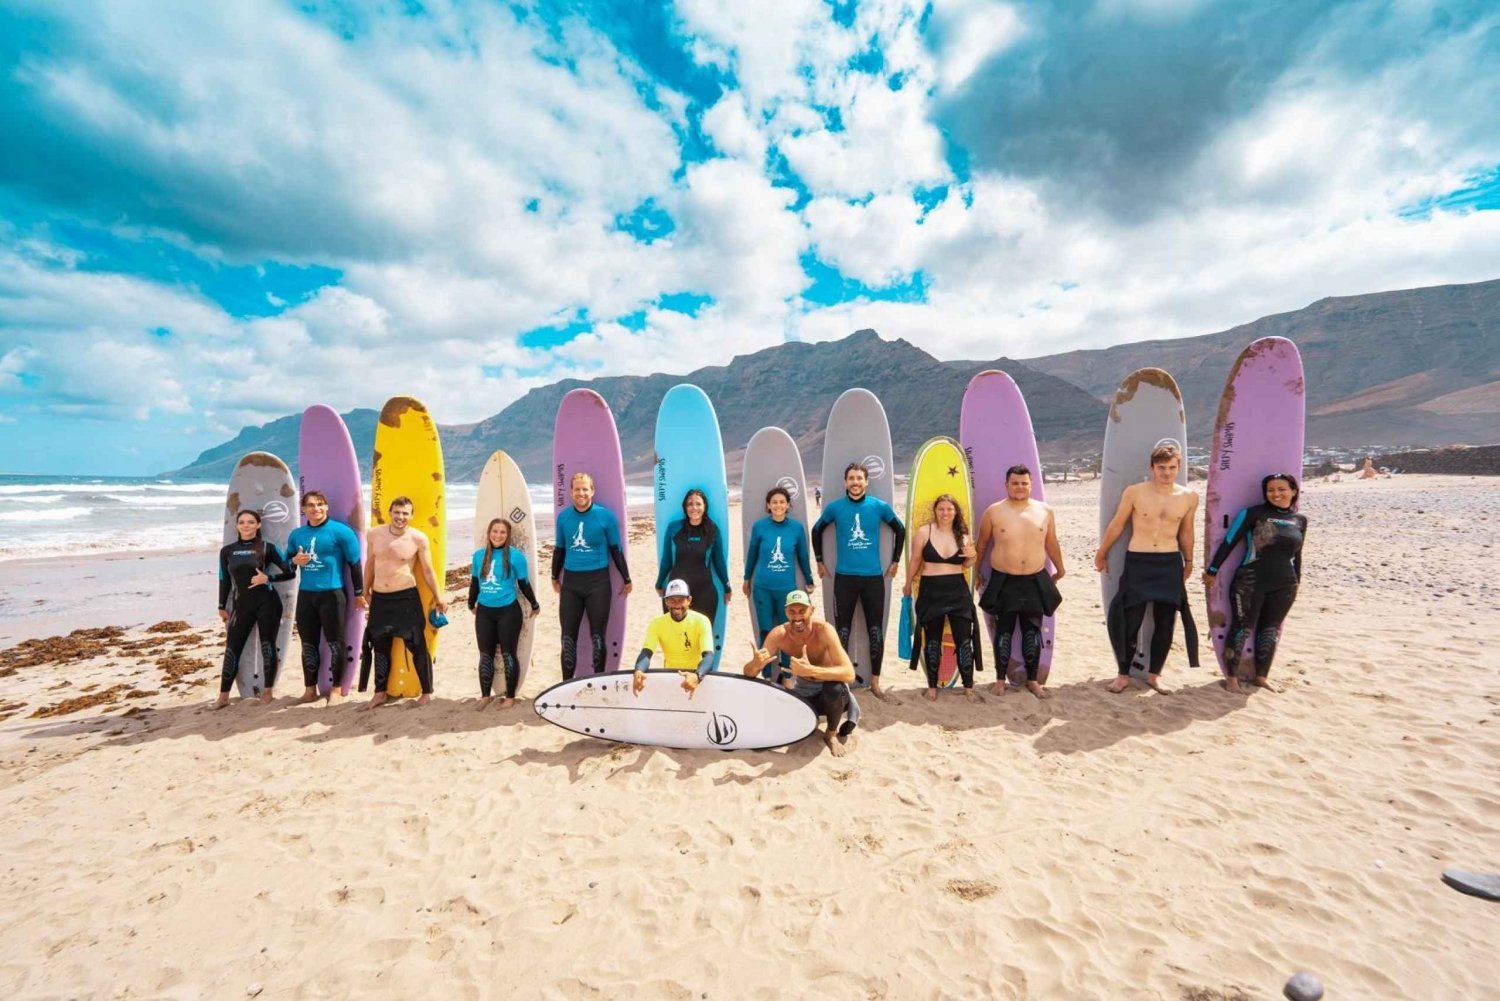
370, 396, 446, 697
904, 436, 974, 687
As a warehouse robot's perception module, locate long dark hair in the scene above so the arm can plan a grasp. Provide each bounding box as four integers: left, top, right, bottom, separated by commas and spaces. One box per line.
1262, 473, 1301, 510
677, 488, 716, 543
237, 509, 266, 566
480, 518, 512, 580
930, 493, 970, 548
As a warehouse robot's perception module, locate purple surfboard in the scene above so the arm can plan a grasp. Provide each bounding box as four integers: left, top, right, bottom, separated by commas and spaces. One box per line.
1204, 338, 1305, 678
297, 405, 367, 696
960, 370, 1056, 685
553, 389, 629, 676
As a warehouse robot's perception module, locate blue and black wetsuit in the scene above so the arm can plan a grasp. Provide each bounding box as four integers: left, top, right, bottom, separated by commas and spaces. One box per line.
812, 495, 906, 678
744, 514, 813, 672
468, 545, 540, 698
551, 503, 630, 679
656, 516, 730, 625
1208, 503, 1307, 679
285, 518, 362, 689
217, 537, 295, 694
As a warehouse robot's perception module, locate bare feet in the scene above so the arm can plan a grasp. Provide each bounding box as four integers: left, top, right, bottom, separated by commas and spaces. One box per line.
213, 694, 230, 710
296, 688, 320, 704
1026, 681, 1049, 700
415, 693, 431, 706
477, 696, 493, 710
258, 690, 274, 705
1221, 676, 1242, 693
326, 689, 344, 706
357, 692, 388, 713
823, 727, 856, 757
1106, 676, 1131, 694
962, 688, 984, 704
991, 680, 1008, 696
1144, 674, 1172, 695
1252, 677, 1280, 693
870, 685, 899, 705
922, 688, 938, 702
498, 697, 516, 709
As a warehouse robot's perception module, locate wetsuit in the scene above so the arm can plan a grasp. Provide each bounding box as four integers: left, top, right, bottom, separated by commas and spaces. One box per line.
812, 495, 906, 678
217, 537, 296, 694
633, 610, 715, 676
979, 567, 1061, 683
285, 518, 362, 689
655, 517, 730, 627
744, 515, 813, 675
912, 537, 982, 689
1208, 503, 1307, 679
552, 503, 630, 679
1107, 552, 1200, 675
468, 545, 540, 699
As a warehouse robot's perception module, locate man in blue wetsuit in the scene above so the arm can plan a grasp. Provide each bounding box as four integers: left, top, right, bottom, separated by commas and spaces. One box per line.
551, 472, 632, 680
286, 491, 363, 705
811, 462, 906, 701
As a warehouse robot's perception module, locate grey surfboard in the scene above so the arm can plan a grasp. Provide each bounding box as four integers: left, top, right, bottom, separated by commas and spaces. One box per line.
222, 452, 300, 698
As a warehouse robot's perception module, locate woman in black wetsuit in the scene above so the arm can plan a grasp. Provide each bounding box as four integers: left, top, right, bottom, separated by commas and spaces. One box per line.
901, 493, 981, 702
655, 488, 732, 629
1204, 473, 1308, 693
216, 509, 296, 707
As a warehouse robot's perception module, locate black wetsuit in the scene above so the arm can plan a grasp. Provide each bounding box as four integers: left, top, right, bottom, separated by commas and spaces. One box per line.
551, 504, 631, 679
1208, 503, 1307, 679
217, 537, 296, 694
468, 546, 541, 699
910, 539, 981, 689
1107, 551, 1199, 675
978, 567, 1062, 683
656, 517, 730, 628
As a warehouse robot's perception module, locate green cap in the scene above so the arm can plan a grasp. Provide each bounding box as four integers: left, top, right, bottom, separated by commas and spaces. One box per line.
784, 589, 812, 608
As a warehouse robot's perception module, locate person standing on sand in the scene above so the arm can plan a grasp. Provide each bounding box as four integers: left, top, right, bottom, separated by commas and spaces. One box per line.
743, 591, 860, 757
812, 462, 906, 702
215, 509, 297, 708
632, 579, 714, 698
286, 491, 363, 706
743, 485, 814, 676
655, 488, 732, 629
975, 466, 1065, 700
552, 472, 632, 680
902, 493, 983, 702
1095, 441, 1199, 694
356, 496, 446, 711
1204, 473, 1307, 694
468, 518, 540, 709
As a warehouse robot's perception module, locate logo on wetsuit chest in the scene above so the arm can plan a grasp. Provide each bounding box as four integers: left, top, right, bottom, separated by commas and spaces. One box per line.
571, 522, 593, 552
706, 712, 738, 746
846, 513, 872, 551
767, 537, 790, 571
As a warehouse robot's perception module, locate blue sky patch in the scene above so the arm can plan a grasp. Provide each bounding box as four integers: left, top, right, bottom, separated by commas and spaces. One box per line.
518, 308, 593, 349
800, 252, 930, 306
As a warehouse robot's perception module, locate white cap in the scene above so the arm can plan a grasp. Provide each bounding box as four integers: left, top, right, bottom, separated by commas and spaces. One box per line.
663, 579, 691, 599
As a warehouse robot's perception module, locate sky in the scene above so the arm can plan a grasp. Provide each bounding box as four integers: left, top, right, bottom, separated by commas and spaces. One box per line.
1, 0, 1497, 476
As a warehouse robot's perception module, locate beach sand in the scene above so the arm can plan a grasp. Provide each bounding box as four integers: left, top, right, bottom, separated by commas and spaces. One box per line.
0, 475, 1496, 999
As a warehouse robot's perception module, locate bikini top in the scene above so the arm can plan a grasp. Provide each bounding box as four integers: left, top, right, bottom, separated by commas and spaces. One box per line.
921, 537, 966, 566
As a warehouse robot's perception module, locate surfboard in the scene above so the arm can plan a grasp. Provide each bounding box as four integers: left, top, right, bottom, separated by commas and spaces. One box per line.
818, 388, 895, 689
297, 405, 366, 697
1204, 338, 1305, 679
553, 389, 629, 676
740, 426, 813, 644
534, 672, 817, 751
960, 370, 1057, 687
897, 436, 973, 687
473, 450, 537, 695
653, 384, 729, 668
222, 452, 299, 699
369, 396, 446, 697
1099, 368, 1188, 679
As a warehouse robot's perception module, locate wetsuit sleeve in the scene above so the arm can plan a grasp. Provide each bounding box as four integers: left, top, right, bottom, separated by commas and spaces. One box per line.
1292, 516, 1307, 581
694, 649, 715, 679
634, 649, 653, 672
710, 524, 729, 590
811, 505, 832, 563
793, 523, 813, 582
885, 504, 907, 570
264, 544, 296, 583
656, 521, 678, 590
604, 508, 630, 583
340, 524, 364, 596
516, 575, 539, 610
551, 513, 567, 581
743, 524, 761, 582
609, 545, 631, 584
1207, 508, 1252, 575
467, 577, 479, 610
218, 545, 232, 610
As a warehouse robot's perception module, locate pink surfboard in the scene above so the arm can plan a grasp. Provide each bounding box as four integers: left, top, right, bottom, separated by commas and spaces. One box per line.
1204, 338, 1305, 676
297, 405, 367, 696
960, 370, 1056, 685
553, 389, 629, 676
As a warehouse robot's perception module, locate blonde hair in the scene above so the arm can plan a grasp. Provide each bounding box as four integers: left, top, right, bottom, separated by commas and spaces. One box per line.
570, 472, 594, 489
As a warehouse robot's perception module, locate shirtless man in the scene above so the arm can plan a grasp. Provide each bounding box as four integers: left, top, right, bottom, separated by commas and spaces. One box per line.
974, 465, 1065, 699
743, 590, 860, 757
1094, 441, 1199, 693
356, 496, 447, 710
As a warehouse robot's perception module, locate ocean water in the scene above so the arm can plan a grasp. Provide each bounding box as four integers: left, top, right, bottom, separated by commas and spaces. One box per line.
0, 475, 656, 562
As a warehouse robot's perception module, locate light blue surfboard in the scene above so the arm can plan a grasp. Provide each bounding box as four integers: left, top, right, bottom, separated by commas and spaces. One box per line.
653, 384, 730, 668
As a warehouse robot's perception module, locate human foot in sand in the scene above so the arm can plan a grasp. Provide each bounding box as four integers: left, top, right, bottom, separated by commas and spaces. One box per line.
477, 696, 493, 710
1025, 681, 1049, 700
1106, 676, 1131, 694
498, 696, 515, 709
1145, 673, 1172, 695
415, 693, 431, 706
1252, 677, 1280, 693
326, 689, 344, 706
824, 723, 857, 757
870, 683, 900, 705
357, 692, 388, 712
213, 693, 230, 710
258, 690, 275, 705
962, 687, 984, 704
1221, 676, 1242, 693
297, 687, 320, 704
991, 679, 1009, 696
923, 688, 938, 702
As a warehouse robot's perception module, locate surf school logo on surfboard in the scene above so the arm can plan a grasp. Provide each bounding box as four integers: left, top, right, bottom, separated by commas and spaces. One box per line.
261, 500, 291, 523
706, 712, 738, 746
654, 457, 668, 502
862, 455, 886, 480
509, 507, 527, 524
775, 476, 800, 500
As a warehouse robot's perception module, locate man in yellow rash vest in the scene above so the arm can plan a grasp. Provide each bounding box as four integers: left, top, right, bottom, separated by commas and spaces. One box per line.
633, 578, 715, 698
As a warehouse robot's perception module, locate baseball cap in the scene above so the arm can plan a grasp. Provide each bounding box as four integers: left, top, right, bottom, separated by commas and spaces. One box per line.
784, 589, 812, 608
663, 579, 692, 599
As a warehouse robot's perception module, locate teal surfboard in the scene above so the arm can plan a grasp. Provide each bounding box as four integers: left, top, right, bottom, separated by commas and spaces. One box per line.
653, 384, 730, 668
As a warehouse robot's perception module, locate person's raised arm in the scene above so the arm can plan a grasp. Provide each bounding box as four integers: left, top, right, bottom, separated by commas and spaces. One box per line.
1205, 508, 1250, 579
743, 628, 784, 676
264, 543, 297, 584
790, 624, 855, 683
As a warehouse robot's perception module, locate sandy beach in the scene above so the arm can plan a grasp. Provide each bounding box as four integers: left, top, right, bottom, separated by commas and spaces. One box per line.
1, 474, 1496, 999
